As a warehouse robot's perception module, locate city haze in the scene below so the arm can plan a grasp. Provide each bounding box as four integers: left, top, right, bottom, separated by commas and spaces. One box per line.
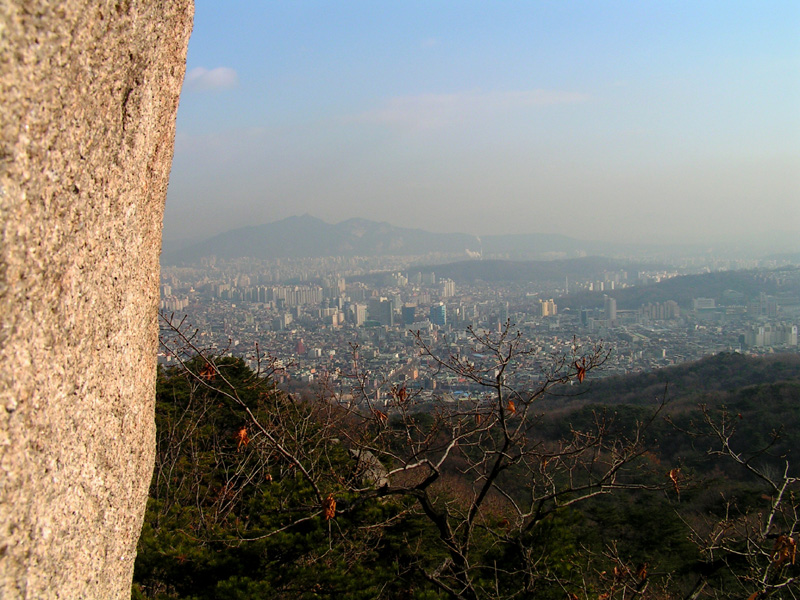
164, 1, 800, 247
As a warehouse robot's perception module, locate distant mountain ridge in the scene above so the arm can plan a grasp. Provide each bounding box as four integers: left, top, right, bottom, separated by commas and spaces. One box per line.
162, 215, 638, 264
162, 215, 800, 264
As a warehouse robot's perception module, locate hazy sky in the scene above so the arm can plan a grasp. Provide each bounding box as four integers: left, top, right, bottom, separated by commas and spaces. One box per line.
164, 1, 800, 245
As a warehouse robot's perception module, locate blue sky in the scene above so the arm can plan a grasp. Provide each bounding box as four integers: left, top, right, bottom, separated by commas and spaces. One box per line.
164, 1, 800, 245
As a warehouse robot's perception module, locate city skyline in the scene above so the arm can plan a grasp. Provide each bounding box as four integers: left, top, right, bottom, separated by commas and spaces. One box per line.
164, 1, 800, 246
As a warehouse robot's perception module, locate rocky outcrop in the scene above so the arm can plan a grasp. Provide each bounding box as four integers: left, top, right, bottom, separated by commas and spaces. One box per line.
0, 2, 193, 598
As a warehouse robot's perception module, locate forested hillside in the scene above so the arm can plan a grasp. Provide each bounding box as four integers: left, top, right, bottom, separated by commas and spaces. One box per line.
559, 267, 800, 310
553, 352, 800, 406
134, 348, 800, 599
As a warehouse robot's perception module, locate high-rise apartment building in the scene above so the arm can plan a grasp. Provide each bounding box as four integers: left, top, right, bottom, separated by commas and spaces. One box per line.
440, 278, 456, 298
422, 272, 436, 285
539, 299, 557, 317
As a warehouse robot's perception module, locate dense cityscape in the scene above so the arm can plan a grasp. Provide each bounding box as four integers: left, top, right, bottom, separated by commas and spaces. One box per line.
160, 252, 800, 402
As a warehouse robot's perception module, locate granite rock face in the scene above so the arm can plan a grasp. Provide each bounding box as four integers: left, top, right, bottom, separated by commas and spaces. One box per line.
0, 2, 193, 597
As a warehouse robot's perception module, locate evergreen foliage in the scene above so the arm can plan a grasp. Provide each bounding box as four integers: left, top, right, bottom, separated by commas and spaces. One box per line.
134, 349, 800, 599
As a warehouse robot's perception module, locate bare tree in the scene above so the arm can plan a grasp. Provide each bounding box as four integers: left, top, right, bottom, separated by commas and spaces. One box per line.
679, 406, 798, 600
145, 315, 672, 599
332, 324, 667, 599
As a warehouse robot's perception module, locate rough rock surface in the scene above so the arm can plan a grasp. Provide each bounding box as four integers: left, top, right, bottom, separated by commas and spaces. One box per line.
0, 2, 193, 598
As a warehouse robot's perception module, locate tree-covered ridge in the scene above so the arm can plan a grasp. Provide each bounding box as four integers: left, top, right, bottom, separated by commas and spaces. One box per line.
134, 344, 800, 599
560, 267, 800, 310
556, 352, 800, 406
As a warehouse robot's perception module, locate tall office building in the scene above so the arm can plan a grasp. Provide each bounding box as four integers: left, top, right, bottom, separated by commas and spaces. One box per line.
352, 303, 367, 326
368, 298, 393, 326
402, 303, 417, 326
604, 295, 617, 325
430, 303, 446, 326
